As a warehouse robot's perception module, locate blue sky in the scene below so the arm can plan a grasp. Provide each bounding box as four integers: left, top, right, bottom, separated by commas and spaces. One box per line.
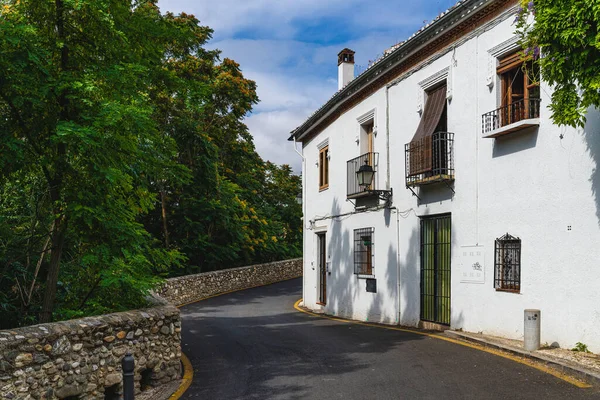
158, 0, 459, 173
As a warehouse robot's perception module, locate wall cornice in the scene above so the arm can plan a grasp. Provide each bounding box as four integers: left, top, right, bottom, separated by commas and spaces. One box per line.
291, 0, 519, 144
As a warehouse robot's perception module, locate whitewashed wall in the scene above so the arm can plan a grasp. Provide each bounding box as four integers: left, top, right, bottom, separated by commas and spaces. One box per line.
302, 9, 600, 352
301, 87, 401, 324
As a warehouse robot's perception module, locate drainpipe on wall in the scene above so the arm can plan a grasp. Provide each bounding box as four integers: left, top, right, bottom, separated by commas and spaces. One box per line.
385, 86, 391, 190
395, 208, 401, 324
293, 135, 307, 306
386, 81, 402, 324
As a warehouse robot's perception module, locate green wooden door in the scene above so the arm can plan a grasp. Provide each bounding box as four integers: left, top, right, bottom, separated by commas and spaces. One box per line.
420, 214, 451, 325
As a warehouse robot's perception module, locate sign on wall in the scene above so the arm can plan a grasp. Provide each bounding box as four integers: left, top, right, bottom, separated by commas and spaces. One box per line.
460, 245, 485, 284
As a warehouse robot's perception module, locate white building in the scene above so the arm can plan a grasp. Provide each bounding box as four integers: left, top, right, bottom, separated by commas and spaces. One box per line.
290, 0, 600, 353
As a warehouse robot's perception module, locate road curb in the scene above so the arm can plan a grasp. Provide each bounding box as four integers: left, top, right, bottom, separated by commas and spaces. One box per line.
169, 352, 194, 400
294, 299, 591, 389
444, 330, 600, 388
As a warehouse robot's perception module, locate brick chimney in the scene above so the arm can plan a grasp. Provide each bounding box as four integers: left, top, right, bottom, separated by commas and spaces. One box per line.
338, 48, 355, 90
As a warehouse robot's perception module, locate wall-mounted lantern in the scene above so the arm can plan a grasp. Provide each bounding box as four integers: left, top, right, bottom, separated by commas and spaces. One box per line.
355, 160, 393, 207
357, 161, 375, 190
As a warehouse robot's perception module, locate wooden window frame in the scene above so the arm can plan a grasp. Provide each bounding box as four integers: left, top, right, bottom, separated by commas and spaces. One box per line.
497, 52, 539, 123
319, 145, 329, 191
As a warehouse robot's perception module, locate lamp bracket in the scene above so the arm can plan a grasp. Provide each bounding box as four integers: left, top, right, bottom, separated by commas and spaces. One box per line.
362, 188, 393, 208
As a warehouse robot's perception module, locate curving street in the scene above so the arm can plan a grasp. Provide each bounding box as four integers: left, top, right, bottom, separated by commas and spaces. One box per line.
180, 279, 598, 399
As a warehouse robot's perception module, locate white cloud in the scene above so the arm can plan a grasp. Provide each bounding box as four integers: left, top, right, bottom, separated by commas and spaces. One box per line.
158, 0, 363, 39
246, 109, 312, 173
157, 0, 459, 173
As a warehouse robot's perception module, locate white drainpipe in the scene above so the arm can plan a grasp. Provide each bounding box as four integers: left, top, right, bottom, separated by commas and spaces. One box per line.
293, 135, 307, 306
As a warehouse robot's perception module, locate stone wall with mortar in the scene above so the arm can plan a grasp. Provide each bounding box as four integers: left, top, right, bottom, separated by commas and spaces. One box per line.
158, 258, 303, 306
0, 305, 181, 400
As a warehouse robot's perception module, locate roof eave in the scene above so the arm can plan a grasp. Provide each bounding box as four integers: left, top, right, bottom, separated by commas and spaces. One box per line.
288, 0, 499, 143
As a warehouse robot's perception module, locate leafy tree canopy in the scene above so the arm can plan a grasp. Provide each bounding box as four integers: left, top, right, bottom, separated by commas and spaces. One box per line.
516, 0, 600, 128
0, 0, 301, 328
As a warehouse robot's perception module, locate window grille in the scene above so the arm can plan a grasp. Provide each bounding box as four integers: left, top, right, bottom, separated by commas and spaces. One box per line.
354, 228, 374, 276
494, 233, 521, 292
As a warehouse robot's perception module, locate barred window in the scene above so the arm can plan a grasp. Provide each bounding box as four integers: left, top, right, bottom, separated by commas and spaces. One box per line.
354, 228, 374, 276
494, 233, 521, 292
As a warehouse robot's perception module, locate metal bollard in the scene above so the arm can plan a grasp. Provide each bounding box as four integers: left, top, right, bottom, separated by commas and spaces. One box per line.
524, 309, 541, 351
122, 352, 135, 400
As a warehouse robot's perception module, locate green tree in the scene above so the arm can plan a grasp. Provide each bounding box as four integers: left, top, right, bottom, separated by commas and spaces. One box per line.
0, 0, 302, 328
515, 0, 600, 128
140, 20, 302, 274
0, 0, 184, 324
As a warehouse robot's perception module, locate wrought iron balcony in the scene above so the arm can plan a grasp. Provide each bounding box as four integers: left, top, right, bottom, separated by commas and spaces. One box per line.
405, 132, 454, 188
347, 152, 379, 199
482, 98, 540, 138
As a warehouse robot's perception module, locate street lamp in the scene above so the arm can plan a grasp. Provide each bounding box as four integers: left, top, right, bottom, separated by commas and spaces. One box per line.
356, 160, 375, 190
355, 159, 393, 207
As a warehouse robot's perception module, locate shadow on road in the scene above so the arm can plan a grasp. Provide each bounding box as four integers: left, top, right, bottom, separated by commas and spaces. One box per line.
180, 278, 425, 400
180, 278, 598, 400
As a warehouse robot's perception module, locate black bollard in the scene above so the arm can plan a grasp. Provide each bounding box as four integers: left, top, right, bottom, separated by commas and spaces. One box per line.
122, 352, 135, 400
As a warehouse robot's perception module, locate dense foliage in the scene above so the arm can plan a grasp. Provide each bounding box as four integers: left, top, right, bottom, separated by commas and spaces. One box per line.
0, 0, 301, 328
515, 0, 600, 128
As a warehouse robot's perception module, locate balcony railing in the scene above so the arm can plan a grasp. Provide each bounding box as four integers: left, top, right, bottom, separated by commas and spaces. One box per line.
405, 132, 454, 187
347, 152, 379, 198
482, 98, 540, 137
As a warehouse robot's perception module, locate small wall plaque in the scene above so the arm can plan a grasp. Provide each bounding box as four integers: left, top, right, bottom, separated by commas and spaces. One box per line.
460, 245, 485, 284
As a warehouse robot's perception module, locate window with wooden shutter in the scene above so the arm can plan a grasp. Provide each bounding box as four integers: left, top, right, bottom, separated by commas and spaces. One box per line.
408, 84, 447, 177
497, 52, 540, 126
319, 146, 329, 190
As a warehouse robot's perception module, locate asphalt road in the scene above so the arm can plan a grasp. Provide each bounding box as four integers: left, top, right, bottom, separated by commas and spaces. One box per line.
180, 278, 599, 399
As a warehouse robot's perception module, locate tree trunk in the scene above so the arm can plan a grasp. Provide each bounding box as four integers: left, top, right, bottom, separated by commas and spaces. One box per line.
160, 189, 170, 248
39, 216, 67, 323
39, 0, 69, 324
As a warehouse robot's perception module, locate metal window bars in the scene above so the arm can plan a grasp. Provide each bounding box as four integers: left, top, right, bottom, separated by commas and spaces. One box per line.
494, 233, 521, 292
347, 152, 378, 198
405, 132, 454, 187
482, 98, 541, 134
354, 227, 374, 276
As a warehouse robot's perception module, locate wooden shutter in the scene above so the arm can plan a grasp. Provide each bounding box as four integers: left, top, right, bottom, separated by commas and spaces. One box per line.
497, 52, 523, 75
409, 84, 446, 176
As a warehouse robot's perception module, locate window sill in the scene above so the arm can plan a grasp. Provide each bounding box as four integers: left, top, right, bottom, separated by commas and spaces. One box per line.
356, 274, 375, 279
319, 186, 329, 192
495, 288, 521, 294
482, 118, 539, 138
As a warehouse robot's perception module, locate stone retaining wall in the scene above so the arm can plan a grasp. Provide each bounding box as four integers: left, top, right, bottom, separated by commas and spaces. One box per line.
0, 258, 302, 399
0, 305, 181, 400
158, 258, 303, 306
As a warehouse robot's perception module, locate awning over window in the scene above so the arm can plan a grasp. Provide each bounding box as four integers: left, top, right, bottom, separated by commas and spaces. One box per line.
412, 84, 447, 142
408, 84, 447, 176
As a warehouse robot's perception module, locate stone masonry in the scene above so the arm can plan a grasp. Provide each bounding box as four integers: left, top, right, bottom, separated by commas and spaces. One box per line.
0, 258, 302, 399
158, 258, 303, 306
0, 305, 181, 400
